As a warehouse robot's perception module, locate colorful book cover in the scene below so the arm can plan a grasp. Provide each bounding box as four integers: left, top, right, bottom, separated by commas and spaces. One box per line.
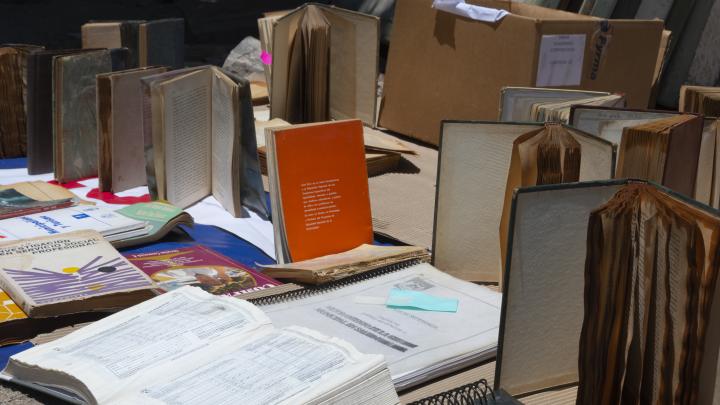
0, 230, 156, 315
124, 246, 282, 296
0, 289, 27, 322
272, 119, 373, 262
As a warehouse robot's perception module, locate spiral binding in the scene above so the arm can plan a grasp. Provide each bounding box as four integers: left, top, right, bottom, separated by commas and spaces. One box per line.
248, 258, 426, 306
409, 379, 495, 405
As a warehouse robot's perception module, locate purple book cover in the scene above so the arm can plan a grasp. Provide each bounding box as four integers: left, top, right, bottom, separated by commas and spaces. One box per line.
124, 245, 282, 297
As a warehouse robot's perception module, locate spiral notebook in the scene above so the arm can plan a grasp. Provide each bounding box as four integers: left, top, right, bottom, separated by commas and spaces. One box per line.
246, 260, 502, 391
409, 382, 520, 405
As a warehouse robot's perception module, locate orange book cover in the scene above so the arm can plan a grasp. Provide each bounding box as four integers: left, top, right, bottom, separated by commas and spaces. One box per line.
274, 119, 373, 262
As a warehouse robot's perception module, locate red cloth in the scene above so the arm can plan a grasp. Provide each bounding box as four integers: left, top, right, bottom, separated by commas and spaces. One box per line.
86, 188, 151, 205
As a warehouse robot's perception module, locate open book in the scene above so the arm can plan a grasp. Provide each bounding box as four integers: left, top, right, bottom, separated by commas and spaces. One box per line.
680, 85, 720, 117
495, 179, 625, 397
499, 87, 625, 123
433, 121, 614, 283
577, 182, 720, 404
1, 286, 399, 405
569, 106, 719, 206
270, 4, 379, 125
616, 113, 704, 197
141, 66, 267, 218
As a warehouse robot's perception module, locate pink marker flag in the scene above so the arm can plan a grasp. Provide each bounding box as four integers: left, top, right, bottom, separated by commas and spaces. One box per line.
260, 51, 272, 65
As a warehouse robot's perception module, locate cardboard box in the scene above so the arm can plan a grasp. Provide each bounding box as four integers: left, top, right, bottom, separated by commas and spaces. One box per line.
379, 0, 665, 145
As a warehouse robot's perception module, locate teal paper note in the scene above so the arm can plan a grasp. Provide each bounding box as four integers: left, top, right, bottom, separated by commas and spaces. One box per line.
386, 288, 458, 312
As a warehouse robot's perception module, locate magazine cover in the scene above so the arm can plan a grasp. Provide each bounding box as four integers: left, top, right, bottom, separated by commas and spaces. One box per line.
125, 245, 281, 296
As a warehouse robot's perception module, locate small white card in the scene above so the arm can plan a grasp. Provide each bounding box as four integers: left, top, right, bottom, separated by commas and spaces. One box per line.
536, 34, 586, 87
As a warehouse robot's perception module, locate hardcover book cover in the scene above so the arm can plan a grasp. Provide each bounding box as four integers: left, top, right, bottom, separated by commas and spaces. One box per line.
124, 245, 281, 296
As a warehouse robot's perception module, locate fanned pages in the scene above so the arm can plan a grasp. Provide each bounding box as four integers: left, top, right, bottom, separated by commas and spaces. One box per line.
433, 121, 614, 283
498, 87, 623, 123
0, 230, 156, 318
495, 180, 624, 397
141, 66, 267, 218
260, 244, 430, 284
616, 114, 703, 197
498, 123, 583, 270
680, 85, 720, 117
577, 183, 720, 405
569, 106, 720, 207
284, 5, 330, 123
270, 4, 379, 126
1, 286, 398, 405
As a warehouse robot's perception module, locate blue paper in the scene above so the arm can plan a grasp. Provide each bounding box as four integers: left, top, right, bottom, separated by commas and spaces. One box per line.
386, 288, 459, 312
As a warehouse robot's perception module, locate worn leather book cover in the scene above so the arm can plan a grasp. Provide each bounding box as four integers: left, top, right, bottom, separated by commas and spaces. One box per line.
82, 20, 143, 68
97, 66, 168, 193
27, 49, 92, 175
0, 44, 43, 158
139, 18, 184, 69
53, 50, 112, 183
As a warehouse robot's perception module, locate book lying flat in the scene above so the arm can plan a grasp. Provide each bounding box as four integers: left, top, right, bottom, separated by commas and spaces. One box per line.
124, 245, 281, 296
254, 262, 500, 391
0, 44, 43, 158
141, 66, 268, 218
261, 244, 430, 284
578, 182, 720, 404
499, 87, 625, 123
569, 106, 720, 206
265, 119, 374, 263
0, 181, 84, 205
97, 66, 168, 193
495, 180, 625, 397
81, 19, 184, 69
0, 230, 156, 318
270, 4, 380, 125
616, 113, 703, 197
0, 202, 192, 249
1, 286, 399, 405
0, 188, 73, 220
433, 121, 614, 283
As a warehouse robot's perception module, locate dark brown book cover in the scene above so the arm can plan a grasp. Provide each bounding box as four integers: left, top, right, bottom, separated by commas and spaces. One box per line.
27, 49, 90, 175
53, 50, 112, 183
0, 44, 43, 158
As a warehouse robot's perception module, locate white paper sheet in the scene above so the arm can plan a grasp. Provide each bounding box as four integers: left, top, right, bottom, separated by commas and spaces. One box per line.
0, 168, 276, 258
432, 0, 509, 22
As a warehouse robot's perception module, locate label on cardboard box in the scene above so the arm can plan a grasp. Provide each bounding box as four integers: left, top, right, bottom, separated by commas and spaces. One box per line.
536, 34, 586, 87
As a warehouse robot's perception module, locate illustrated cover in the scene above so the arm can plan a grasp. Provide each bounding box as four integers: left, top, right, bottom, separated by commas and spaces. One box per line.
124, 245, 281, 296
0, 188, 73, 220
0, 230, 156, 317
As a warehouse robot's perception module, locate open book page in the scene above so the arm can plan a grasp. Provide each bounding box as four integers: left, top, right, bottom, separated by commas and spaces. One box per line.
261, 263, 501, 389
211, 69, 241, 216
5, 287, 271, 403
161, 69, 213, 208
106, 326, 385, 405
